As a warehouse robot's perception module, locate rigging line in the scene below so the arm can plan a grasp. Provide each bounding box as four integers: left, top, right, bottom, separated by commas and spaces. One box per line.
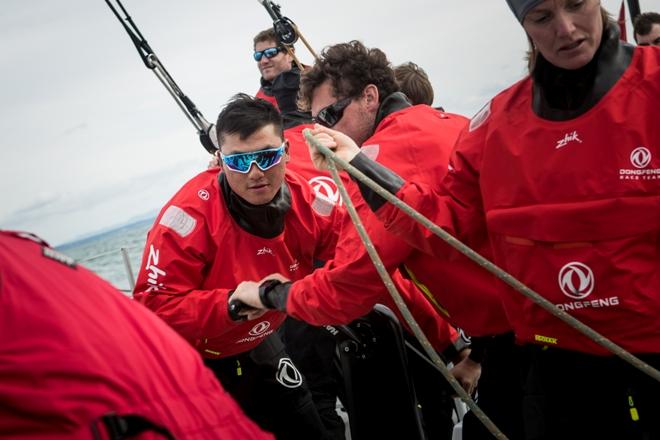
104, 0, 152, 67
304, 129, 660, 385
257, 0, 319, 62
317, 137, 508, 439
104, 0, 217, 153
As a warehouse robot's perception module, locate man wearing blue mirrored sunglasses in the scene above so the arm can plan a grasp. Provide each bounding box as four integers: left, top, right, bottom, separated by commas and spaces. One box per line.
134, 94, 344, 440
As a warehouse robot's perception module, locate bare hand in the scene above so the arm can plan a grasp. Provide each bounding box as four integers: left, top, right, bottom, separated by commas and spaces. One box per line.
230, 281, 266, 320
207, 151, 221, 169
304, 124, 361, 170
450, 357, 481, 396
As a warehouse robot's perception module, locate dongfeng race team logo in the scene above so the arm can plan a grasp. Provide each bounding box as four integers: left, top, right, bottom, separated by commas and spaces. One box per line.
308, 176, 342, 206
249, 321, 271, 336
558, 262, 595, 300
620, 146, 658, 180
630, 147, 651, 169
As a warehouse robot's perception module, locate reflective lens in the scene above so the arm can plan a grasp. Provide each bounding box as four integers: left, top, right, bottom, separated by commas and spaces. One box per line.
220, 142, 286, 174
314, 98, 352, 128
253, 47, 282, 62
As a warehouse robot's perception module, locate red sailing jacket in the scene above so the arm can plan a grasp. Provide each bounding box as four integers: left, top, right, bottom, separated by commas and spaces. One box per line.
378, 48, 660, 354
285, 122, 350, 208
286, 103, 511, 340
256, 88, 279, 110
284, 120, 460, 349
133, 169, 342, 359
0, 230, 272, 439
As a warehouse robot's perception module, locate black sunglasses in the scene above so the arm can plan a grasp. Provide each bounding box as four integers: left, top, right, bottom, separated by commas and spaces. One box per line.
253, 47, 283, 62
314, 98, 352, 128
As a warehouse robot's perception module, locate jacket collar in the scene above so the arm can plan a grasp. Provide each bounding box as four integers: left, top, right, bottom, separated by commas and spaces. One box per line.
219, 173, 291, 238
374, 92, 412, 128
532, 24, 634, 121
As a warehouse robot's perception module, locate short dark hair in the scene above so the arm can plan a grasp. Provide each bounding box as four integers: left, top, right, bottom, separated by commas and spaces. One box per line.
215, 94, 283, 146
253, 28, 278, 50
394, 62, 434, 106
298, 41, 398, 111
633, 12, 660, 42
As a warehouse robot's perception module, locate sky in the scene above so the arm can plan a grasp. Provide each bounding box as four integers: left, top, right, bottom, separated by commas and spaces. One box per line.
0, 0, 650, 245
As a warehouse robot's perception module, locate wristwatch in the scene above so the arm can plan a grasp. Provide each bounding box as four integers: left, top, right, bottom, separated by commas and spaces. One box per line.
259, 279, 283, 309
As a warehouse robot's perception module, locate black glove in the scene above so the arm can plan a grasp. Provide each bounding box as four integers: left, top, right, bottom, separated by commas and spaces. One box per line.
259, 279, 292, 312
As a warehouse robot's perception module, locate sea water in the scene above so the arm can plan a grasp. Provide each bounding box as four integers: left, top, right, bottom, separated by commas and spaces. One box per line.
57, 219, 154, 294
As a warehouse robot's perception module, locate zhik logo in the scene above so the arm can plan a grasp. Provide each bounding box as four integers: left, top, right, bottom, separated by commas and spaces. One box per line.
276, 358, 303, 388
558, 262, 594, 300
257, 247, 274, 256
555, 131, 582, 149
145, 245, 166, 293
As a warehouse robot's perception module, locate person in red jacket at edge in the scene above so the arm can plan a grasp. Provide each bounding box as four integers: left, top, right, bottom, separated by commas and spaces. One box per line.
299, 1, 660, 439
231, 40, 524, 440
0, 230, 272, 440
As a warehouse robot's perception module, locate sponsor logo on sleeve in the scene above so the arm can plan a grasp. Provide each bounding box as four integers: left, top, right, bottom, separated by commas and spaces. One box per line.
620, 146, 659, 180
235, 320, 274, 344
249, 321, 271, 336
159, 205, 196, 238
555, 262, 619, 311
276, 357, 303, 388
311, 192, 336, 217
144, 244, 166, 292
309, 176, 342, 206
197, 189, 210, 201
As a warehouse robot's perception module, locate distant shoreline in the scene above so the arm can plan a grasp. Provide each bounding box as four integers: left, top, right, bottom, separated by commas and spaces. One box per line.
57, 217, 155, 250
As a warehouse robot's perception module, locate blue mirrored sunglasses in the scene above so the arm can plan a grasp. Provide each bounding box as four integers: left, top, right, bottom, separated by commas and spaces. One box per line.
253, 47, 283, 62
220, 142, 287, 174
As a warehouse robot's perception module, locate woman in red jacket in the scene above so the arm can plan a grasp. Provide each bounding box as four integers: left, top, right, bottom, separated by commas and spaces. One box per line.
305, 1, 660, 439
